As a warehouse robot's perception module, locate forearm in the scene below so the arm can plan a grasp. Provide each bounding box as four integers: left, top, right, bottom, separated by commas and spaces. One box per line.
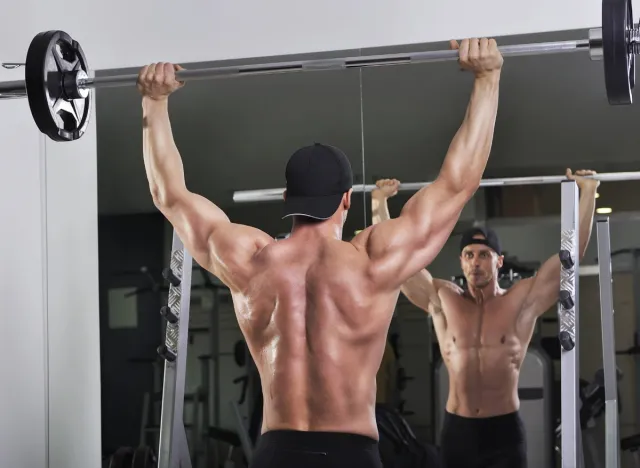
400, 74, 500, 221
371, 194, 392, 224
578, 185, 598, 259
439, 74, 500, 193
142, 97, 187, 206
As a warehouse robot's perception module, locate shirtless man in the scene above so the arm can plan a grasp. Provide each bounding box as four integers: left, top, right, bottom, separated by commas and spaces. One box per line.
136, 37, 503, 468
371, 171, 599, 468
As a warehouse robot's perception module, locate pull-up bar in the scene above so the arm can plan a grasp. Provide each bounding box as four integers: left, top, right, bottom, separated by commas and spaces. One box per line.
232, 171, 640, 203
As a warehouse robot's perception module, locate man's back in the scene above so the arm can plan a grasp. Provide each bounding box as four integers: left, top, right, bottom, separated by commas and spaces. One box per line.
137, 38, 503, 467
234, 236, 398, 439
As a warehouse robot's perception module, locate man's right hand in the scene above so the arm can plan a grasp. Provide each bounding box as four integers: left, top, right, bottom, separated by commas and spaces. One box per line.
372, 179, 400, 199
449, 38, 503, 78
137, 62, 185, 101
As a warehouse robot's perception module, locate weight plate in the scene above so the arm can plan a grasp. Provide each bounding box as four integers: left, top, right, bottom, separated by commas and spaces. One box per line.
603, 0, 635, 105
25, 30, 92, 141
132, 446, 157, 468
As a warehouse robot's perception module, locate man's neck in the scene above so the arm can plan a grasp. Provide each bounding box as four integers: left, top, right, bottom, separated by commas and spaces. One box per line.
291, 219, 343, 240
466, 280, 501, 303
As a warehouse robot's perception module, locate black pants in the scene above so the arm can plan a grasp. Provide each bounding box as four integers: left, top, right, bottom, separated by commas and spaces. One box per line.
250, 429, 383, 468
440, 411, 527, 468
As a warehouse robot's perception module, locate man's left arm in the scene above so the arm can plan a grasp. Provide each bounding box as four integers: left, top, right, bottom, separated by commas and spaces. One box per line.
139, 63, 274, 292
517, 169, 599, 322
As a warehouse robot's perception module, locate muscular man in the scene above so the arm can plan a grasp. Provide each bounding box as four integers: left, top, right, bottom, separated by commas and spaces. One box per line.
136, 38, 503, 468
371, 170, 599, 468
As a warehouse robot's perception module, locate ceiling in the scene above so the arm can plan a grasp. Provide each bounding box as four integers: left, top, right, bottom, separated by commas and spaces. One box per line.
95, 28, 640, 217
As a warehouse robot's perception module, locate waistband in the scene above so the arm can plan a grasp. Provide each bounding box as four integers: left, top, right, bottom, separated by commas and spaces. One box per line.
257, 429, 379, 451
442, 411, 525, 444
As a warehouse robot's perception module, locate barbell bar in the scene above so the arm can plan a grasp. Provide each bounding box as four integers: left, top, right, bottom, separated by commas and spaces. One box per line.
0, 0, 635, 143
232, 171, 640, 203
0, 39, 593, 100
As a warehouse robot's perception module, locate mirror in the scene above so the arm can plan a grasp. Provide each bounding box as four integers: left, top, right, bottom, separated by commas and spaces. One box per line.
93, 27, 640, 468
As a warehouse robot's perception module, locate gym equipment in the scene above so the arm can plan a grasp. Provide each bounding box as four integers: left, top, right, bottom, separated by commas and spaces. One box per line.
376, 404, 440, 468
596, 217, 621, 467
0, 0, 639, 141
435, 346, 554, 467
108, 447, 134, 468
234, 171, 640, 203
554, 368, 623, 468
558, 180, 583, 468
156, 232, 194, 468
108, 446, 157, 468
622, 433, 640, 466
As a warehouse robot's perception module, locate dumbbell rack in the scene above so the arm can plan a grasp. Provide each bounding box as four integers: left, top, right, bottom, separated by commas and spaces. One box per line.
155, 231, 194, 468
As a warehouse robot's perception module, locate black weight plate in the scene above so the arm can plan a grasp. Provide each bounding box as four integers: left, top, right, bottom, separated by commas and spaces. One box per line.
603, 0, 635, 105
108, 447, 134, 468
25, 30, 92, 141
132, 446, 157, 468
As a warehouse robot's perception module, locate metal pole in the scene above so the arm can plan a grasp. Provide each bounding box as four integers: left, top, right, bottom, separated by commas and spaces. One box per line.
158, 231, 193, 468
559, 180, 583, 468
597, 217, 621, 468
0, 34, 598, 99
233, 171, 640, 203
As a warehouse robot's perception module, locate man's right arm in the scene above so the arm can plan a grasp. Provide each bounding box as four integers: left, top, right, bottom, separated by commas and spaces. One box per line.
357, 38, 503, 291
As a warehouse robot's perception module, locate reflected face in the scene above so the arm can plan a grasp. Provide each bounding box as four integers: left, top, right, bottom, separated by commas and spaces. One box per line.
460, 237, 503, 288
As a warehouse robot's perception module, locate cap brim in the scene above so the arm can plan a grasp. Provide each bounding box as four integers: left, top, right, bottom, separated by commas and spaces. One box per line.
282, 193, 344, 220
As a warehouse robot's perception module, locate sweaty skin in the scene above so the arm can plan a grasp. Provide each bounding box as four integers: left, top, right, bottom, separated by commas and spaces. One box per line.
371, 171, 599, 417
136, 38, 503, 439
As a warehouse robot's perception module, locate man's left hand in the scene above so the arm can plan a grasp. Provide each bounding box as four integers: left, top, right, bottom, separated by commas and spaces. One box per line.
566, 168, 600, 190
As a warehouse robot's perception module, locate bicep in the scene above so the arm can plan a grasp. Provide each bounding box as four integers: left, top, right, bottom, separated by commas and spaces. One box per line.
521, 255, 561, 319
401, 269, 439, 312
366, 179, 471, 289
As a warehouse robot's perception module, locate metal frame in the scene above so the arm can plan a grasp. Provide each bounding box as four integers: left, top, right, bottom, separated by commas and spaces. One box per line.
232, 171, 640, 203
597, 217, 621, 468
158, 231, 193, 468
559, 180, 584, 468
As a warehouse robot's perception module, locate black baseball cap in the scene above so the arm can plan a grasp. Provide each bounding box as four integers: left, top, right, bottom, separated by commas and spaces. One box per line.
283, 143, 353, 220
459, 226, 502, 256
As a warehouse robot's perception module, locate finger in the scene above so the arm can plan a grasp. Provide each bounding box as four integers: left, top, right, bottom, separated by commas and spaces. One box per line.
489, 38, 499, 54
145, 63, 157, 83
480, 38, 489, 56
468, 38, 480, 60
164, 62, 178, 86
459, 39, 470, 63
449, 40, 460, 50
154, 62, 166, 84
138, 65, 150, 86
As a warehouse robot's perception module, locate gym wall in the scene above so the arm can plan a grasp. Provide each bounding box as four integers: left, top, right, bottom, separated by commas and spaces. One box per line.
0, 91, 100, 468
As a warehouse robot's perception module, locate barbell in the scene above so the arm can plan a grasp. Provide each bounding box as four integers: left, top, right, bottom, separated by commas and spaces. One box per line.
232, 171, 640, 203
0, 0, 636, 143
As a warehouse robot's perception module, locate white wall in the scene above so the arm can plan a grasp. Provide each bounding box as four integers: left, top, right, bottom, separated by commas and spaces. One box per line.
0, 0, 617, 73
0, 101, 48, 468
0, 85, 99, 467
44, 113, 101, 467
